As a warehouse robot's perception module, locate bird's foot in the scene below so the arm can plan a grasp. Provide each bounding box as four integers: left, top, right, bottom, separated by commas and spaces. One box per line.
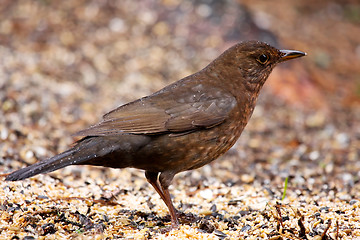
176, 211, 200, 224
158, 222, 179, 234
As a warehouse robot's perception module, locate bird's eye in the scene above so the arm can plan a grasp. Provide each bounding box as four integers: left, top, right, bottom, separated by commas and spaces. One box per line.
257, 54, 269, 64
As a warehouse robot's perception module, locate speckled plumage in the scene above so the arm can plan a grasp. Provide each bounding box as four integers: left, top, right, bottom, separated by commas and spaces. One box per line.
5, 41, 306, 228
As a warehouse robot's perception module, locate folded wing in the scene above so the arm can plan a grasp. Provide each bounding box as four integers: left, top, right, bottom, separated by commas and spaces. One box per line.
74, 83, 237, 136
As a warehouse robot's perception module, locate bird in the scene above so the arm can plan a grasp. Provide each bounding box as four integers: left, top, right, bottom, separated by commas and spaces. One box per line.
5, 41, 306, 228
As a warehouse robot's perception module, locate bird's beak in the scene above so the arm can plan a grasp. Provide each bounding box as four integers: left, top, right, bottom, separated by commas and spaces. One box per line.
279, 50, 307, 62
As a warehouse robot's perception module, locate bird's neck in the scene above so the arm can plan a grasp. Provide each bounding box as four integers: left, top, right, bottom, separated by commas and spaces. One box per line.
204, 67, 264, 103
203, 66, 266, 126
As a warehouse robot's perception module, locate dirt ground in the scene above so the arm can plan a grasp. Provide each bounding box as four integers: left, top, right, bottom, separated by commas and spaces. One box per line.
0, 0, 359, 239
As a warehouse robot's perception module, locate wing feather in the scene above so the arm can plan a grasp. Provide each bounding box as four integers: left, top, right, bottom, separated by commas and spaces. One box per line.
74, 82, 237, 136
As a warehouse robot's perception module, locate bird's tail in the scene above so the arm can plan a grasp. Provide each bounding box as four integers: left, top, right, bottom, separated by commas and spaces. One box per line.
5, 137, 99, 181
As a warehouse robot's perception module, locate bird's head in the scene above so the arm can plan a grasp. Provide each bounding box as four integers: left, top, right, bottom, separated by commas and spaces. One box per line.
209, 41, 306, 93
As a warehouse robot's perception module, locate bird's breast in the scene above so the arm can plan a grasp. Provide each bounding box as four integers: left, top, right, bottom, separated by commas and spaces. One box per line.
133, 107, 248, 173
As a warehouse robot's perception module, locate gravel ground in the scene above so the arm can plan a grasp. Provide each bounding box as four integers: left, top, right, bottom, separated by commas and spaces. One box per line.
1, 1, 359, 239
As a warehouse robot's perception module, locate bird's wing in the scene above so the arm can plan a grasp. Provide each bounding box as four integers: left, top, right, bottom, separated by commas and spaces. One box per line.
74, 83, 237, 136
164, 94, 236, 132
74, 101, 170, 136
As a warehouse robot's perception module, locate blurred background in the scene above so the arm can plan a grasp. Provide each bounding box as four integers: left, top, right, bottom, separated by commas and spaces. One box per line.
0, 0, 360, 238
0, 0, 359, 203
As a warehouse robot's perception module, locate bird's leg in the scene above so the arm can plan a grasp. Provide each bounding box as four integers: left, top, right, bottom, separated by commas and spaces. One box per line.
145, 171, 167, 204
145, 171, 179, 228
158, 171, 179, 228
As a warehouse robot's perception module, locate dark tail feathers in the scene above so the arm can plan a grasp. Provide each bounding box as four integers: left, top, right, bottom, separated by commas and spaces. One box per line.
5, 138, 98, 181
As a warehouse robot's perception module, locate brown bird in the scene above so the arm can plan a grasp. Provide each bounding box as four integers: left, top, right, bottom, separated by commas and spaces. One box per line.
5, 41, 305, 228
